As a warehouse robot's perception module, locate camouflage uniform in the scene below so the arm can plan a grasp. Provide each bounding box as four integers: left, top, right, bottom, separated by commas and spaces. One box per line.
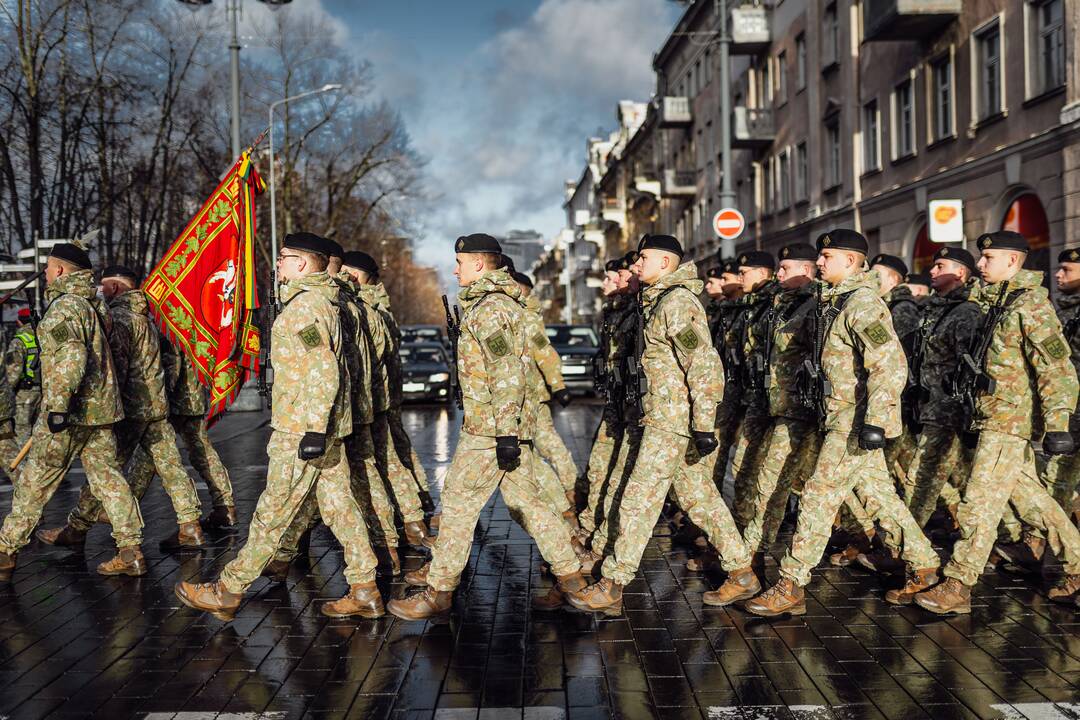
714, 297, 751, 494
219, 271, 377, 593
884, 285, 923, 491
1038, 292, 1080, 512
0, 270, 142, 554
942, 270, 1080, 586
0, 335, 18, 469
779, 270, 938, 586
597, 263, 752, 586
426, 269, 580, 592
5, 325, 41, 452
901, 283, 981, 526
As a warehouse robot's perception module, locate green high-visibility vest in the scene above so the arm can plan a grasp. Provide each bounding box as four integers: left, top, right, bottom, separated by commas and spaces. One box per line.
15, 328, 39, 388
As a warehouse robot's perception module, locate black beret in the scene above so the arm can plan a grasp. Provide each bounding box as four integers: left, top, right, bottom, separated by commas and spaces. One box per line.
341, 250, 378, 275
621, 251, 639, 269
511, 271, 533, 288
499, 254, 516, 272
455, 233, 502, 254
870, 253, 909, 278
101, 265, 139, 282
637, 234, 683, 257
720, 259, 739, 275
49, 243, 92, 270
976, 231, 1028, 252
604, 259, 621, 273
934, 246, 976, 272
706, 266, 723, 279
737, 250, 775, 271
778, 244, 817, 262
816, 229, 868, 254
1059, 248, 1080, 264
325, 239, 344, 259
905, 273, 931, 287
284, 232, 335, 257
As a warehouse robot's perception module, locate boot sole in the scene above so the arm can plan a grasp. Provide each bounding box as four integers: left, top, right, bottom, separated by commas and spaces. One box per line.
913, 598, 970, 615
174, 587, 238, 622
97, 566, 147, 577
321, 606, 386, 619
745, 604, 806, 617
386, 606, 450, 622
702, 586, 761, 607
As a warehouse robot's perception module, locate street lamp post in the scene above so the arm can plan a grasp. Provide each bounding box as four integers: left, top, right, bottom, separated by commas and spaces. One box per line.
716, 0, 735, 259
267, 84, 342, 301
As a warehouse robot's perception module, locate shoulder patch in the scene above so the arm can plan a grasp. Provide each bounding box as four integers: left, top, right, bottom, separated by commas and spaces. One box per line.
485, 330, 511, 357
674, 324, 702, 351
1041, 336, 1069, 360
298, 323, 322, 350
862, 320, 891, 347
531, 332, 548, 349
49, 323, 72, 344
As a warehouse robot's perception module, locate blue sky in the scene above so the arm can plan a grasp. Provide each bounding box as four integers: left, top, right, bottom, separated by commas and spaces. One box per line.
308, 0, 682, 281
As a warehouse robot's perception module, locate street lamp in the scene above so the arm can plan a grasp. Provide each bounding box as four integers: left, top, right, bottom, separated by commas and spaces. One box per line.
267, 84, 343, 301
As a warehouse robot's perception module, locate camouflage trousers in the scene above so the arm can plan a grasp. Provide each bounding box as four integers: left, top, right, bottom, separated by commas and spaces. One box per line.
372, 411, 425, 524
68, 418, 202, 531
0, 415, 19, 476
712, 396, 741, 495
588, 425, 643, 556
1039, 415, 1080, 514
944, 430, 1080, 586
884, 428, 917, 492
535, 447, 573, 517
14, 388, 40, 446
581, 418, 624, 536
600, 426, 752, 586
426, 433, 580, 592
534, 402, 579, 493
388, 405, 433, 498
780, 430, 939, 586
740, 419, 822, 553
729, 412, 774, 531
220, 431, 377, 594
0, 422, 143, 554
900, 424, 973, 527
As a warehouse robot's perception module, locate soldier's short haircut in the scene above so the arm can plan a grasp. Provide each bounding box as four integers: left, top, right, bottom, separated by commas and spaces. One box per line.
297, 249, 329, 271
468, 252, 502, 269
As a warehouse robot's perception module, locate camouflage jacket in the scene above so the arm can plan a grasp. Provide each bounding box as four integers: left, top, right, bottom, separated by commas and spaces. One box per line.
161, 338, 208, 417
972, 270, 1078, 438
821, 270, 906, 437
356, 285, 391, 414
1055, 293, 1080, 386
740, 280, 782, 417
886, 285, 923, 353
39, 270, 123, 426
365, 283, 404, 409
107, 290, 169, 421
271, 272, 351, 439
640, 262, 725, 436
457, 268, 534, 439
0, 343, 13, 421
766, 282, 818, 422
524, 294, 565, 402
336, 275, 374, 426
914, 283, 980, 429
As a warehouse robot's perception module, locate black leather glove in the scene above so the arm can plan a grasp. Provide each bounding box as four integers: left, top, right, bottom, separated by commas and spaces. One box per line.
298, 432, 327, 461
47, 412, 69, 434
552, 389, 572, 408
692, 430, 718, 457
495, 436, 521, 472
1044, 431, 1075, 456
858, 424, 886, 451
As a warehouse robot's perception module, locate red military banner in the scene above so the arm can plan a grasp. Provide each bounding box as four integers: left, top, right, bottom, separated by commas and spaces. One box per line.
143, 150, 265, 421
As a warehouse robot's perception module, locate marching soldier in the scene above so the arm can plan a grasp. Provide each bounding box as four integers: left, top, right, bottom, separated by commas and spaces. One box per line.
387, 234, 585, 620
916, 232, 1080, 614
0, 337, 17, 480
713, 259, 748, 490
746, 230, 940, 616
905, 273, 932, 301
1043, 248, 1080, 520
6, 308, 41, 449
174, 232, 383, 620
0, 244, 145, 579
567, 234, 757, 614
38, 266, 206, 551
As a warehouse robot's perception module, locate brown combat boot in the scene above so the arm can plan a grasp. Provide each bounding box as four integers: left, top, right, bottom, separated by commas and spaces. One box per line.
578, 549, 604, 578
744, 578, 806, 617
97, 547, 147, 577
703, 567, 762, 607
996, 536, 1046, 570
261, 559, 291, 584
914, 577, 971, 615
36, 525, 87, 547
376, 546, 401, 577
855, 548, 904, 575
562, 507, 581, 533
532, 571, 589, 610
565, 577, 624, 616
322, 581, 385, 618
405, 562, 430, 587
159, 521, 206, 552
885, 567, 939, 605
204, 505, 237, 530
175, 580, 243, 621
829, 531, 874, 567
1047, 575, 1080, 604
403, 520, 434, 549
387, 587, 453, 621
0, 551, 14, 581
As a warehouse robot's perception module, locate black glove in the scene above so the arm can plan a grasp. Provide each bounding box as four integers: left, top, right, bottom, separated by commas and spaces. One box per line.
47, 412, 69, 434
495, 436, 521, 472
692, 431, 718, 457
552, 389, 572, 408
858, 424, 886, 451
1044, 431, 1075, 456
298, 432, 327, 461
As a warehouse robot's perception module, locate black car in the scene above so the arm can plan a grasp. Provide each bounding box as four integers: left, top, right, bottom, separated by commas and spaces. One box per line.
545, 324, 600, 394
401, 325, 450, 352
399, 342, 453, 403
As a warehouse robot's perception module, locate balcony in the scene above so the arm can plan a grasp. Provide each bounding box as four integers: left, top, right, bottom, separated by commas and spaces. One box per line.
863, 0, 960, 42
658, 97, 692, 128
730, 4, 771, 55
661, 168, 697, 198
731, 107, 775, 150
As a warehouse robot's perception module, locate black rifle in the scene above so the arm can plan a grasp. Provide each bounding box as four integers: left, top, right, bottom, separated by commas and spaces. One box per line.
903, 313, 932, 432
442, 295, 464, 409
796, 284, 854, 428
594, 307, 613, 396
624, 291, 648, 417
257, 301, 277, 402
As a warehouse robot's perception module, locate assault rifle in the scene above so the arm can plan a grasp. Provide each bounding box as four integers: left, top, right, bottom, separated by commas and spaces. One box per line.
442, 295, 464, 409
903, 315, 932, 432
796, 283, 852, 428
624, 292, 649, 417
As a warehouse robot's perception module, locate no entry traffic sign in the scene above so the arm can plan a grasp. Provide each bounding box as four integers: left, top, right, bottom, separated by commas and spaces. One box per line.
713, 208, 745, 241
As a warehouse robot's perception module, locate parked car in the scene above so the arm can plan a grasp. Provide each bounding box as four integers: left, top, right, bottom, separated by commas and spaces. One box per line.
401, 325, 450, 352
399, 342, 453, 403
545, 324, 600, 395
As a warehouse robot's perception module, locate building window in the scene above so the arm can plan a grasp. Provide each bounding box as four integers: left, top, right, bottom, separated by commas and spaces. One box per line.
777, 51, 788, 104
1035, 0, 1065, 93
862, 100, 880, 171
795, 142, 808, 202
796, 33, 807, 89
976, 21, 1002, 119
932, 55, 953, 140
778, 150, 791, 209
825, 119, 841, 189
893, 78, 915, 158
823, 3, 839, 68
765, 156, 774, 212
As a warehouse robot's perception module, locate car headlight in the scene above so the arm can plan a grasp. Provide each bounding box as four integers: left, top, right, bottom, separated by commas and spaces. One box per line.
428, 373, 450, 382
